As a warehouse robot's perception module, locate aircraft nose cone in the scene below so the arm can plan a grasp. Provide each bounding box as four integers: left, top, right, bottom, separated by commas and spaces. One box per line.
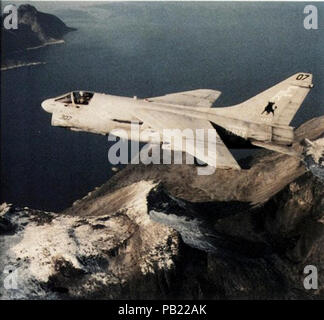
41, 99, 56, 113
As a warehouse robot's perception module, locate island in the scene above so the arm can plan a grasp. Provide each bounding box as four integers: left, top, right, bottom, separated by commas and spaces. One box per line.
1, 4, 76, 70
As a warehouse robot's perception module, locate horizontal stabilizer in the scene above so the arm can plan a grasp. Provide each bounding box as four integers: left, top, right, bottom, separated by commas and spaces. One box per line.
251, 140, 299, 157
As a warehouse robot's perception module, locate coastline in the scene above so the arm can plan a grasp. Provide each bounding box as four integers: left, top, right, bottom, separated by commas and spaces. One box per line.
1, 61, 46, 71
1, 39, 65, 71
26, 39, 65, 51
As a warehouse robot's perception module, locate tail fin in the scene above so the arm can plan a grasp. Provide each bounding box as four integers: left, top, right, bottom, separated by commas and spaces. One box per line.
215, 73, 313, 126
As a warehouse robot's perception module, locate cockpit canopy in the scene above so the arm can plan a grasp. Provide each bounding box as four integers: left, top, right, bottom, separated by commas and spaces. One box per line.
73, 91, 94, 105
55, 91, 94, 106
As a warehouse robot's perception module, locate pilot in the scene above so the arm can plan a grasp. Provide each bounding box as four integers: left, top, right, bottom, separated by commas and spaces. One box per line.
79, 91, 85, 104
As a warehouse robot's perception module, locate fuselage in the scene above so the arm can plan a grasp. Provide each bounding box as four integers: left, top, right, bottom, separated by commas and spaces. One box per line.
42, 91, 294, 146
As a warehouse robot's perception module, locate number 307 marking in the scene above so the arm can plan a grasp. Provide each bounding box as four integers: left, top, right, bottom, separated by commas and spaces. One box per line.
296, 74, 310, 80
61, 115, 72, 120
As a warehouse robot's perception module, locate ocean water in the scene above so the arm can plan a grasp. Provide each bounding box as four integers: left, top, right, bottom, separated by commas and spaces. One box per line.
1, 1, 324, 212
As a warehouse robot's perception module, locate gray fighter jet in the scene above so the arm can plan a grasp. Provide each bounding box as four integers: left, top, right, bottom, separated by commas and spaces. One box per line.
42, 73, 313, 170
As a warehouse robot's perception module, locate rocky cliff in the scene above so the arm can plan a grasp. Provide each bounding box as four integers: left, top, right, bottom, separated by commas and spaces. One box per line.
1, 4, 75, 69
0, 116, 324, 300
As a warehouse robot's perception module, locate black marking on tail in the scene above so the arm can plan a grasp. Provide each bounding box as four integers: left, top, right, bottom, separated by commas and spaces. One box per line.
261, 102, 277, 116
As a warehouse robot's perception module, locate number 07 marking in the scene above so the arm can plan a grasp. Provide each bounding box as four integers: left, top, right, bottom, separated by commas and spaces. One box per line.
296, 74, 310, 80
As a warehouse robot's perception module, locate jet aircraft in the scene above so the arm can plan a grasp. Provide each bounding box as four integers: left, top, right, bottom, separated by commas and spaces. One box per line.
42, 73, 314, 170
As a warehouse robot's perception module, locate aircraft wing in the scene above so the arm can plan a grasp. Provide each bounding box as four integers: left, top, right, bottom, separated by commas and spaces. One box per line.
147, 89, 221, 108
134, 109, 241, 170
